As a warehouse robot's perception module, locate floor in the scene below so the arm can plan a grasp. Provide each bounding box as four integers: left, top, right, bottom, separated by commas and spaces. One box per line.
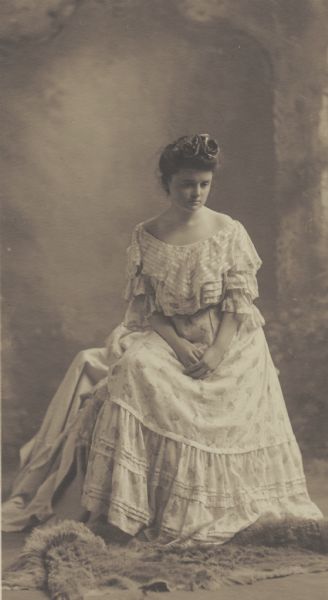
2, 458, 328, 600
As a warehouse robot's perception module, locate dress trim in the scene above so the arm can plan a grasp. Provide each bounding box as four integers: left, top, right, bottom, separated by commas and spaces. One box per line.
101, 388, 296, 455
82, 400, 322, 541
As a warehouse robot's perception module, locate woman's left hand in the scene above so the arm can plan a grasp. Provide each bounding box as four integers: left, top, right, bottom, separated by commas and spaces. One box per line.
184, 345, 224, 379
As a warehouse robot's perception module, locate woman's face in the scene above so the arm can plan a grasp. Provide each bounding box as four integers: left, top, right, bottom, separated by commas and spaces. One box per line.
167, 168, 214, 212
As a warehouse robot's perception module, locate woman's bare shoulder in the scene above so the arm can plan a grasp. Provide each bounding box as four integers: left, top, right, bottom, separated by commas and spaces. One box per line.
207, 209, 234, 229
142, 214, 167, 236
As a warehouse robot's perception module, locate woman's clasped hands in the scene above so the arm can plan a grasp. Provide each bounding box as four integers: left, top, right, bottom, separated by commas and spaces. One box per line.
174, 338, 224, 379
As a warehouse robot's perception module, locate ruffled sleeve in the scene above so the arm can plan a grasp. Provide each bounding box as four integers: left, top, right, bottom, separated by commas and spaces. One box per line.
221, 220, 265, 328
123, 224, 156, 329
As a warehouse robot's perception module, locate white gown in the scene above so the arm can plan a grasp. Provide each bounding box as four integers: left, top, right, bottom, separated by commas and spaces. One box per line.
2, 214, 322, 543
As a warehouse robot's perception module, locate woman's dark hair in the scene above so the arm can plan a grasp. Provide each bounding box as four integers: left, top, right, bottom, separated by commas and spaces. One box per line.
159, 133, 220, 193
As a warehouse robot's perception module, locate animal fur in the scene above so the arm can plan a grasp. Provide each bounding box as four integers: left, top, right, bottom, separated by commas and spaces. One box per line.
3, 517, 328, 598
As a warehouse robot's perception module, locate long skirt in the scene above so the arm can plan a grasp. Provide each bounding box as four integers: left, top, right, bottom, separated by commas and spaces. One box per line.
2, 316, 322, 543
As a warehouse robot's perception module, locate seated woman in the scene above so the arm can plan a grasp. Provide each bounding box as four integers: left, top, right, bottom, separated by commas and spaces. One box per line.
2, 133, 322, 543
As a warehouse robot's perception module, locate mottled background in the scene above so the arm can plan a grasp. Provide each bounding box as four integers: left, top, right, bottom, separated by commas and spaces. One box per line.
1, 0, 328, 473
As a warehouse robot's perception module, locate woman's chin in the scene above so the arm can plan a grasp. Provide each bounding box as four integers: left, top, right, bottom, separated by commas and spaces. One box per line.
185, 201, 203, 211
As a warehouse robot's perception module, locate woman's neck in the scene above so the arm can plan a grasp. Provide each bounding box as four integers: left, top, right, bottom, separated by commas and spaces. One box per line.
164, 204, 208, 227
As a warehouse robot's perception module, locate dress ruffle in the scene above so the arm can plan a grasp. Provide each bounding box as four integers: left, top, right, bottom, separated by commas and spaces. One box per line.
82, 398, 321, 542
2, 337, 322, 539
221, 290, 266, 329
123, 216, 265, 327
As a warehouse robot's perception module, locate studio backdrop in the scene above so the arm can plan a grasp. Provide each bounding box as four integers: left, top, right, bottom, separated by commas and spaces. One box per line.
1, 0, 327, 463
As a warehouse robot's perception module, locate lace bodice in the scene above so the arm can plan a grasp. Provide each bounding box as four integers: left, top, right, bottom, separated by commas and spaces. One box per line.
123, 214, 265, 330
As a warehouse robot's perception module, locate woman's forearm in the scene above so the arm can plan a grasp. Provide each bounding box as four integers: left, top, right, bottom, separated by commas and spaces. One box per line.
150, 310, 241, 356
149, 312, 182, 351
212, 311, 241, 354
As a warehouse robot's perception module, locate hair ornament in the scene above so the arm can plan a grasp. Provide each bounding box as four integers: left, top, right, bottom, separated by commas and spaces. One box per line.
172, 134, 220, 160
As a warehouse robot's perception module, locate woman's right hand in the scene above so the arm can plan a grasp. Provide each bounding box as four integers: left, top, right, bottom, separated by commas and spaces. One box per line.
173, 338, 204, 370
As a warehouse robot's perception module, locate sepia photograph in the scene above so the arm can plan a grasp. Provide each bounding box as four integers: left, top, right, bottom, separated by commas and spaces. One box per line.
1, 1, 328, 599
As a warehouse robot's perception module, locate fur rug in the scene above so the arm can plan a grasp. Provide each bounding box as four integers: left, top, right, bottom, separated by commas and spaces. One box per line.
3, 517, 328, 599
